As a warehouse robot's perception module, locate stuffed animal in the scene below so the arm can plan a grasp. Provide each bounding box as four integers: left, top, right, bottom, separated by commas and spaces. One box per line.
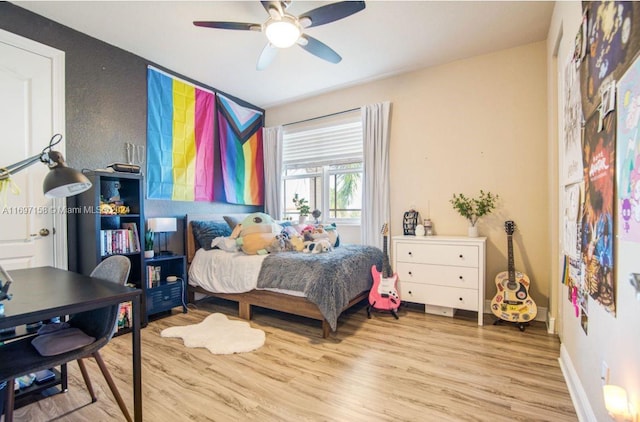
323, 223, 340, 247
303, 239, 333, 254
235, 212, 279, 255
310, 226, 329, 242
300, 225, 315, 242
266, 234, 286, 254
288, 234, 305, 252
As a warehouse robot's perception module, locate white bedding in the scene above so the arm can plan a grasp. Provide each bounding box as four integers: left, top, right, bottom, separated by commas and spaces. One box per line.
189, 248, 265, 293
188, 248, 305, 297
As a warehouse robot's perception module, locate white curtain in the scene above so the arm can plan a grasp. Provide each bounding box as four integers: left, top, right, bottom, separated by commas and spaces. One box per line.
262, 126, 283, 219
361, 101, 391, 248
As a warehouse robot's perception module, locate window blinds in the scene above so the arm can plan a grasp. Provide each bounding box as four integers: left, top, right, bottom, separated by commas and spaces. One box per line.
282, 110, 362, 169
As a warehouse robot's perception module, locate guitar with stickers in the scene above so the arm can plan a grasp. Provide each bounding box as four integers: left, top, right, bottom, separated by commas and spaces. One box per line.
367, 223, 400, 319
490, 221, 537, 331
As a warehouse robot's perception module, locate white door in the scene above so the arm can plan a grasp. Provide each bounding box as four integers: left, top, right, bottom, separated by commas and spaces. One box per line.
0, 29, 67, 270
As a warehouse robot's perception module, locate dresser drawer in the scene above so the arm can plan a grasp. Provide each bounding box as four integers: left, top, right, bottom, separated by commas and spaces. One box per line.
398, 281, 430, 303
400, 282, 478, 311
396, 262, 479, 289
395, 242, 478, 267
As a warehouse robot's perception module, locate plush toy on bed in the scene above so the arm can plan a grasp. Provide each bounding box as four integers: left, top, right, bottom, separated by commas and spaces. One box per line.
266, 234, 287, 254
286, 232, 305, 252
303, 239, 333, 254
234, 212, 280, 255
323, 223, 340, 247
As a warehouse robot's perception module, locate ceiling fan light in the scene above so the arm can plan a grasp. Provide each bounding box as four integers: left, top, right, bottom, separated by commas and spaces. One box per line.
265, 17, 301, 48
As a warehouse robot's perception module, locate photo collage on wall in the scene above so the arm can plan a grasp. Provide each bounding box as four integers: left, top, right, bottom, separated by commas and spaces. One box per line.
562, 1, 640, 333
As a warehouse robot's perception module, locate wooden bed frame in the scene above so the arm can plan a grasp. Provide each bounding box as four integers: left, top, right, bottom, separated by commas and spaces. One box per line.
185, 213, 368, 338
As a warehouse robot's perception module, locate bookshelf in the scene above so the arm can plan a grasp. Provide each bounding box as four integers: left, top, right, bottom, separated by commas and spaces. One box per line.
75, 170, 146, 329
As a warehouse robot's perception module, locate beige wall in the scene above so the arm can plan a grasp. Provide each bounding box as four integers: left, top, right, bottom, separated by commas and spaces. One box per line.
267, 41, 550, 308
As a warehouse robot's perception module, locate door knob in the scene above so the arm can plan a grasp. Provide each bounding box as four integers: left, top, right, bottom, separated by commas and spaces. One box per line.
35, 228, 50, 237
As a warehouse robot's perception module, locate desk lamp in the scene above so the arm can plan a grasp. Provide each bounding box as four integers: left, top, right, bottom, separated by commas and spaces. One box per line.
147, 217, 177, 256
0, 134, 92, 198
0, 134, 92, 301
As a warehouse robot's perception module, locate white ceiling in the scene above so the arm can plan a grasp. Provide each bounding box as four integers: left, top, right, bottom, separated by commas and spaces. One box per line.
14, 1, 554, 109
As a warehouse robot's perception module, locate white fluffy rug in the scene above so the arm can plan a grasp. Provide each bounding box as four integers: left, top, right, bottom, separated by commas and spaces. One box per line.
161, 313, 265, 354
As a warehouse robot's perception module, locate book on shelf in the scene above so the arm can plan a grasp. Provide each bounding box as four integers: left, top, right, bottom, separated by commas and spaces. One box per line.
121, 222, 142, 252
99, 224, 141, 256
146, 265, 161, 288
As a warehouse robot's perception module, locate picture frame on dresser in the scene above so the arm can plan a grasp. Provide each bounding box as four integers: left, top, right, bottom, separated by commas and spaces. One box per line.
392, 235, 486, 325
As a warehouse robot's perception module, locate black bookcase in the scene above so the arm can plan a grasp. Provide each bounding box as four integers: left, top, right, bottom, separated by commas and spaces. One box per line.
75, 170, 146, 328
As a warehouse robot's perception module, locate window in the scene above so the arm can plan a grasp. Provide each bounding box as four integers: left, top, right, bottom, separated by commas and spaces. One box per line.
282, 110, 362, 223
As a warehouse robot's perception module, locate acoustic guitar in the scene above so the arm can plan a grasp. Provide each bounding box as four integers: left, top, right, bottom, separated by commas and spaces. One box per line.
490, 221, 537, 331
368, 223, 400, 319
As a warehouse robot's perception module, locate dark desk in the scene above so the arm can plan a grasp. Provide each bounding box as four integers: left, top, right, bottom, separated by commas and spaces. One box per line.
0, 266, 142, 421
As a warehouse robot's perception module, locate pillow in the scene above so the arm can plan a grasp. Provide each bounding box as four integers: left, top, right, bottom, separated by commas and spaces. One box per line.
31, 327, 96, 356
223, 215, 242, 230
191, 221, 232, 250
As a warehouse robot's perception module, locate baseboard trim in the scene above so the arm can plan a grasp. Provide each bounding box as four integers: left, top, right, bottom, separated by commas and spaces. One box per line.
547, 314, 556, 334
559, 344, 596, 421
484, 300, 548, 323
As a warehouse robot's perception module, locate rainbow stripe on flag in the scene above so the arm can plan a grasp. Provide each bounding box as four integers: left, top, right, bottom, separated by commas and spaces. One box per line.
147, 67, 215, 201
217, 94, 264, 205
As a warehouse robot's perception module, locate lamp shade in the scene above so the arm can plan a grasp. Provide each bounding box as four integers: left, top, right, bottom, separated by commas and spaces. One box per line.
147, 217, 177, 233
43, 166, 92, 198
42, 150, 92, 198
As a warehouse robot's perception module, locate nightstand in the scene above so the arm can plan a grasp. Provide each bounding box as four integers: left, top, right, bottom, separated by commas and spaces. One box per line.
144, 255, 187, 317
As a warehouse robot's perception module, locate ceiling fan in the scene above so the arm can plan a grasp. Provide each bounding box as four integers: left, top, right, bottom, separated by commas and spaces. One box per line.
194, 1, 366, 70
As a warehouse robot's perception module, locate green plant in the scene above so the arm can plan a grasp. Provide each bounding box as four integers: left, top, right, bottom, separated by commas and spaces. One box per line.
450, 190, 499, 227
145, 229, 154, 251
292, 193, 310, 217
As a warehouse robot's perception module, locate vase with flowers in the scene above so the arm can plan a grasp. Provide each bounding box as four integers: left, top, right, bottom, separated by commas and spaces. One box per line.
450, 190, 499, 237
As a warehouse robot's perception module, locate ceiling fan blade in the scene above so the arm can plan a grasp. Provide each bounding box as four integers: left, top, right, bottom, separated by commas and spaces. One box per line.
193, 21, 260, 31
298, 34, 341, 64
257, 43, 278, 70
298, 1, 366, 29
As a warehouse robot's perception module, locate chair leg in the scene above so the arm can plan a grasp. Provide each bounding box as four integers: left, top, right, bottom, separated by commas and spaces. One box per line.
77, 358, 97, 403
92, 351, 132, 422
4, 378, 15, 422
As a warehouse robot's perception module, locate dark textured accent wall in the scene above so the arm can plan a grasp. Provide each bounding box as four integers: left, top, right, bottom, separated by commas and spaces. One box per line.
0, 3, 262, 266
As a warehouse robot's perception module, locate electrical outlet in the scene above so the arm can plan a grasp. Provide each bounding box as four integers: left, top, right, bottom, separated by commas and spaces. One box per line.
601, 361, 610, 385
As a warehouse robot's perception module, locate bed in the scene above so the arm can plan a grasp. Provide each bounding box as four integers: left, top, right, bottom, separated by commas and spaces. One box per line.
185, 213, 383, 337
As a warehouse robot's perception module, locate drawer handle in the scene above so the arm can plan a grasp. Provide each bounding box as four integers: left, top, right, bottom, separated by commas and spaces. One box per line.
459, 297, 463, 301
459, 276, 463, 280
408, 290, 412, 295
408, 271, 413, 276
459, 254, 464, 258
408, 251, 413, 256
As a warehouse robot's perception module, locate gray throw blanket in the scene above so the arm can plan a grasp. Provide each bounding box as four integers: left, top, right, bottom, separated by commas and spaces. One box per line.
257, 244, 383, 331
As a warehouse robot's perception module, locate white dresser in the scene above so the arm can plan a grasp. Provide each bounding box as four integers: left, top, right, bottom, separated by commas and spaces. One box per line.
392, 235, 486, 325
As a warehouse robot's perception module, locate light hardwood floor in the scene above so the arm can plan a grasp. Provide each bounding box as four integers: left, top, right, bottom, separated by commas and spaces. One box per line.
9, 300, 577, 421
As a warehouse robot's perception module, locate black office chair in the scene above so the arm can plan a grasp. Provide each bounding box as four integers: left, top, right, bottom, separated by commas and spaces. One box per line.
0, 256, 133, 422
